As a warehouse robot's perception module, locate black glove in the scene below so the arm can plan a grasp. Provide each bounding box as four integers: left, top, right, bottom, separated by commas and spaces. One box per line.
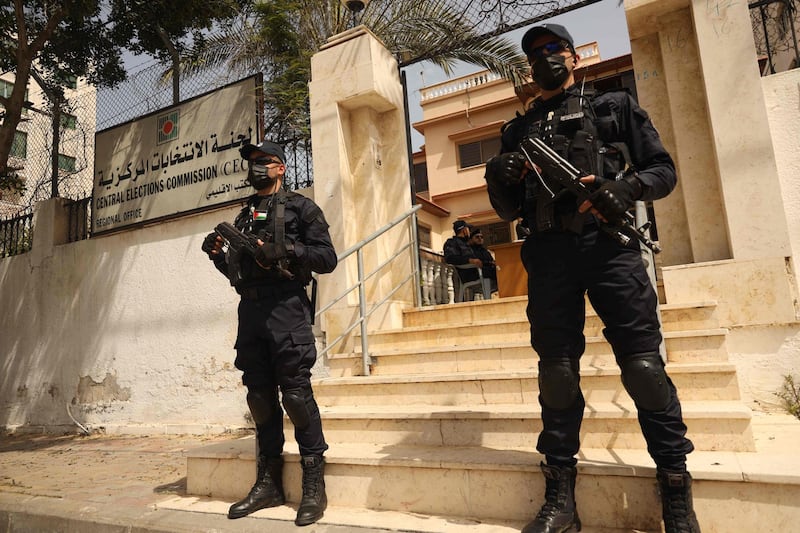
254, 242, 281, 268
589, 175, 642, 224
485, 152, 527, 186
202, 232, 221, 256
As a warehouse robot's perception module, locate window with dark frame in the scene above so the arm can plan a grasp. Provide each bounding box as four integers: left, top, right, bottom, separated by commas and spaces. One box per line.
61, 113, 77, 130
473, 221, 512, 246
413, 161, 429, 194
10, 131, 27, 159
61, 74, 78, 90
58, 154, 76, 172
457, 137, 501, 169
0, 79, 29, 116
417, 224, 432, 249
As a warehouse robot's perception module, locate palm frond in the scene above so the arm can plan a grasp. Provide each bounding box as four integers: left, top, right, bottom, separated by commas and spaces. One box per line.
185, 0, 532, 135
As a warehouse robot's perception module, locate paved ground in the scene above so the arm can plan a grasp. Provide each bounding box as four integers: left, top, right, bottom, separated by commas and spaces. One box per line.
0, 431, 400, 533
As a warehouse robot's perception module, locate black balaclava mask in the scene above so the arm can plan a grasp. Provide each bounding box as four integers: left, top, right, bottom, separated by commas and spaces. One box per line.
247, 161, 277, 191
531, 54, 571, 91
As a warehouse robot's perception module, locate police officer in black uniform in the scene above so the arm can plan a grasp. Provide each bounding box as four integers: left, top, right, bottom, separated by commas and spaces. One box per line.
484, 24, 700, 533
444, 220, 482, 284
202, 140, 337, 527
468, 227, 498, 294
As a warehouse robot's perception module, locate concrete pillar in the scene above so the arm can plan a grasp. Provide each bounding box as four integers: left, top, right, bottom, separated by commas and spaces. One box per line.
689, 0, 791, 260
309, 27, 415, 351
626, 0, 800, 322
32, 197, 70, 265
628, 31, 694, 266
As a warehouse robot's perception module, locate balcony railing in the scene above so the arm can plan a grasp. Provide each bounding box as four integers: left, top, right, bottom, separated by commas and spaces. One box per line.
420, 71, 503, 103
419, 249, 456, 305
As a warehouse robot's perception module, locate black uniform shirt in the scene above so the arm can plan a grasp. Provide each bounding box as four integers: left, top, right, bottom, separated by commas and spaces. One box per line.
487, 86, 677, 222
444, 235, 480, 283
213, 191, 337, 285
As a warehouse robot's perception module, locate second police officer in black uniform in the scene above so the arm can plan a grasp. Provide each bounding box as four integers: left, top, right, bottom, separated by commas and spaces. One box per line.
483, 24, 700, 533
202, 140, 337, 527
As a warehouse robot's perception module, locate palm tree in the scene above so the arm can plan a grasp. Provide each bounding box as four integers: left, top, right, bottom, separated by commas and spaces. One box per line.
183, 0, 529, 141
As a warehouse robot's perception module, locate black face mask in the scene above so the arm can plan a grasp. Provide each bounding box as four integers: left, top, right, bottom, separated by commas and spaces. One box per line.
247, 163, 276, 191
531, 54, 571, 91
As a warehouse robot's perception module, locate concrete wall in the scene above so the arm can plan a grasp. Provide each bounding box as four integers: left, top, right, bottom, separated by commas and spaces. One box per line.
763, 68, 800, 267
0, 196, 322, 433
624, 0, 800, 409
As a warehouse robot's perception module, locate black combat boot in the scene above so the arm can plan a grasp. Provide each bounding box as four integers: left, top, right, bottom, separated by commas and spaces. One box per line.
227, 455, 285, 519
522, 463, 581, 533
657, 470, 701, 533
295, 455, 327, 526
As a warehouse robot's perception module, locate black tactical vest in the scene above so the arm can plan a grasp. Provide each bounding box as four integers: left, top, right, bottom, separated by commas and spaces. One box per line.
507, 89, 630, 232
232, 190, 312, 284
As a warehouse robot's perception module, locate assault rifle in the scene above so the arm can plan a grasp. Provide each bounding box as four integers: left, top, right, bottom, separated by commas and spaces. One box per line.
519, 137, 661, 254
214, 222, 294, 285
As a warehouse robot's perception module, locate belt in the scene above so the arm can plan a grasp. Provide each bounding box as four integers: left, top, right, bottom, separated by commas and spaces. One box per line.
236, 282, 304, 300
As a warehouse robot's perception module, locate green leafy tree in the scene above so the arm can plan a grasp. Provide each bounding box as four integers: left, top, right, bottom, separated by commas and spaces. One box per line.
0, 0, 128, 195
0, 0, 131, 195
183, 0, 530, 140
108, 0, 243, 105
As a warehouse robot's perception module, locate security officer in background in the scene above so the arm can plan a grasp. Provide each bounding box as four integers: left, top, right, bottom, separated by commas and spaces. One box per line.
444, 220, 482, 284
484, 24, 699, 533
202, 140, 337, 527
467, 227, 498, 294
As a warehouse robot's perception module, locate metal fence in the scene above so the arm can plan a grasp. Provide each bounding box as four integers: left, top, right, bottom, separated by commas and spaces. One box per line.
750, 0, 799, 74
0, 211, 33, 258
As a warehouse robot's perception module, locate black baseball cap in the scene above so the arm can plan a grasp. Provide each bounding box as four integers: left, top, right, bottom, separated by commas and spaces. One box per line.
239, 140, 286, 163
521, 23, 575, 57
453, 220, 468, 233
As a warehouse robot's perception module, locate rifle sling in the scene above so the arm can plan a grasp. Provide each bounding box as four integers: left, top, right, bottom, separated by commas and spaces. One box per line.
273, 189, 288, 259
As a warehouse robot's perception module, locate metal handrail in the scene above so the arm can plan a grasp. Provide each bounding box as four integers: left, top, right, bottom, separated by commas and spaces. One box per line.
315, 204, 422, 375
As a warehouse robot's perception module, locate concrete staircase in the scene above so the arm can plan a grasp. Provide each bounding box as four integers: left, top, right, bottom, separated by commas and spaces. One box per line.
183, 296, 800, 532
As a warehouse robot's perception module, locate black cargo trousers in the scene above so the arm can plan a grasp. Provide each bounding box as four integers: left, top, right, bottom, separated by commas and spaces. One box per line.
233, 282, 328, 457
522, 225, 694, 471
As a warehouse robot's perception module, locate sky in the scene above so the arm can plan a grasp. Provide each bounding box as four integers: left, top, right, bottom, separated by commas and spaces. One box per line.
401, 0, 632, 150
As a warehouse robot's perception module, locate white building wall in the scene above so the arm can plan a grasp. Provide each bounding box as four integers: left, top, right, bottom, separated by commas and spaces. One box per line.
1, 200, 259, 433
763, 68, 800, 264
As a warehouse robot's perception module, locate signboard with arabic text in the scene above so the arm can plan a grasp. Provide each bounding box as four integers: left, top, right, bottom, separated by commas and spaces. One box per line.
92, 75, 261, 233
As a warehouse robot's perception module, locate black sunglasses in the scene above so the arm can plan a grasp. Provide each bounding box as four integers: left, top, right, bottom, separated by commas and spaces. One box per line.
528, 40, 571, 59
253, 157, 282, 165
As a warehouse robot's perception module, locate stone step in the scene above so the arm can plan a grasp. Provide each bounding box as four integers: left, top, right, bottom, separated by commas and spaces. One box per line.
328, 330, 730, 377
306, 401, 754, 452
185, 435, 800, 531
356, 318, 728, 354
158, 497, 657, 533
314, 363, 742, 404
403, 297, 720, 333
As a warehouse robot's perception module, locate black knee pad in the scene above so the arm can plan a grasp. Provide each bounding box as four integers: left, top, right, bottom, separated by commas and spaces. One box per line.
538, 359, 580, 410
281, 388, 311, 430
247, 388, 279, 425
620, 354, 671, 411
